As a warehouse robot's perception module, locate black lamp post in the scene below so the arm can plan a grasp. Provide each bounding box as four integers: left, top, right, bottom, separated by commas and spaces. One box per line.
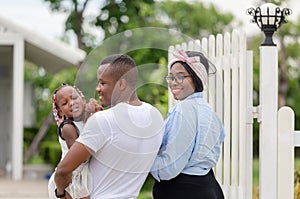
247, 3, 292, 46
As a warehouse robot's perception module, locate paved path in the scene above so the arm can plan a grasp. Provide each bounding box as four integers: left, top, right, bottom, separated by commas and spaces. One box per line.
0, 179, 49, 199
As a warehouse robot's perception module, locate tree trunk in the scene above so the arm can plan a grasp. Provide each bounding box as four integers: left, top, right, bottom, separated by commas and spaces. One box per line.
24, 111, 54, 163
77, 10, 84, 50
75, 0, 89, 50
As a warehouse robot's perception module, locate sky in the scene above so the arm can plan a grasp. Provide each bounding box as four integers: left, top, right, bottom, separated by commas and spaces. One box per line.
0, 0, 299, 47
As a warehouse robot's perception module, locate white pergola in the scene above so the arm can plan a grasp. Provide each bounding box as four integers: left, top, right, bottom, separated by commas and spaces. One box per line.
0, 14, 86, 180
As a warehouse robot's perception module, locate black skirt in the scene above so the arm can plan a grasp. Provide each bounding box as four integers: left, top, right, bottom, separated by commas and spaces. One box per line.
152, 169, 224, 199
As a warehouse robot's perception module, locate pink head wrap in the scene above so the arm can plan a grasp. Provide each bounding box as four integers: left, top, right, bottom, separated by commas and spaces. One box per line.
168, 49, 208, 87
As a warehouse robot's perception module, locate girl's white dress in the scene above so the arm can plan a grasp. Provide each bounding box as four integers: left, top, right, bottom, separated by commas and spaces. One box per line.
48, 121, 92, 199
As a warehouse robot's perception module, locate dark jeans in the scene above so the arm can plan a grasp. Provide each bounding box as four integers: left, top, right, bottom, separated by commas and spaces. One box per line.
152, 169, 224, 199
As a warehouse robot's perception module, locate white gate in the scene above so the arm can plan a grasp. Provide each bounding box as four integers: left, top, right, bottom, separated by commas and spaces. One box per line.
168, 29, 254, 199
277, 106, 295, 199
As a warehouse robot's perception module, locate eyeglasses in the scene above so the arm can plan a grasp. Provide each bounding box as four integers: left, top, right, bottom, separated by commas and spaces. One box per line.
165, 75, 191, 84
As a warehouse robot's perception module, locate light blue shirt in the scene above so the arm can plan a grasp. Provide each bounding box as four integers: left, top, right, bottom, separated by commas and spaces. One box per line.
151, 92, 225, 181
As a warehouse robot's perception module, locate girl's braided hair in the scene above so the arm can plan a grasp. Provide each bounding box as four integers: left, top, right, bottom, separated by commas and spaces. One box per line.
52, 83, 85, 127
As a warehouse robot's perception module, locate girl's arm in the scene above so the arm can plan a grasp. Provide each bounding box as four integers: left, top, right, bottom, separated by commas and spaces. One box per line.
61, 124, 78, 149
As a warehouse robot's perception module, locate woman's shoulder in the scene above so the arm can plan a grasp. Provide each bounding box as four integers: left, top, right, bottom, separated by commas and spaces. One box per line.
170, 96, 212, 116
168, 100, 194, 116
174, 96, 202, 109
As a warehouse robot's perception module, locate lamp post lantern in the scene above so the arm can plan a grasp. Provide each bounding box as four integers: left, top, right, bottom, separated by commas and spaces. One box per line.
247, 3, 292, 46
247, 3, 292, 199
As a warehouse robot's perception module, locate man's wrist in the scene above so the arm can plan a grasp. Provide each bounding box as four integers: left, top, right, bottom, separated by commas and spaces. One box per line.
55, 188, 66, 198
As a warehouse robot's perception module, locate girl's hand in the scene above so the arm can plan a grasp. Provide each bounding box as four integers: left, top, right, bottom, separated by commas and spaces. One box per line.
84, 98, 103, 123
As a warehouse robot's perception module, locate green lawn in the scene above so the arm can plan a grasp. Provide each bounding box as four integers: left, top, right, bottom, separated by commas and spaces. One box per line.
253, 158, 259, 199
138, 175, 154, 199
252, 157, 300, 199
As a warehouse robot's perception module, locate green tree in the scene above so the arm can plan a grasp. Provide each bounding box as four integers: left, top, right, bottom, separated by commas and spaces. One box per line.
156, 0, 234, 37
28, 0, 235, 166
43, 0, 235, 113
43, 0, 235, 50
278, 18, 300, 129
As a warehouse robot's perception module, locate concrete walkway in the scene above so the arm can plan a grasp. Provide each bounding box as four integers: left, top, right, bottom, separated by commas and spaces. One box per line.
0, 179, 49, 199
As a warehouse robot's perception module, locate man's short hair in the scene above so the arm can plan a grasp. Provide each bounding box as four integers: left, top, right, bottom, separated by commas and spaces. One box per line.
100, 54, 138, 87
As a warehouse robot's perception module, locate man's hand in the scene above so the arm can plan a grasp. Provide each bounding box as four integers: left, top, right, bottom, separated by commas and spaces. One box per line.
54, 142, 92, 198
54, 170, 71, 198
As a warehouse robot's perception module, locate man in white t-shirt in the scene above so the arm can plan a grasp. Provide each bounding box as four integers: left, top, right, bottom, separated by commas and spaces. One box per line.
54, 54, 164, 199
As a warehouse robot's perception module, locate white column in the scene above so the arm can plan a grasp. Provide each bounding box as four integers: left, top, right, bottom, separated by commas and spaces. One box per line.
259, 46, 278, 199
12, 38, 24, 180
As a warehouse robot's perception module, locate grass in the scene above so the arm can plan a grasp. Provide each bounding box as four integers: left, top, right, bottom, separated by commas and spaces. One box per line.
138, 175, 154, 199
253, 157, 300, 199
252, 158, 259, 199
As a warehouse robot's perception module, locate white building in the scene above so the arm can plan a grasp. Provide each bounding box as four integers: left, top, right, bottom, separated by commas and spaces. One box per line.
0, 15, 86, 180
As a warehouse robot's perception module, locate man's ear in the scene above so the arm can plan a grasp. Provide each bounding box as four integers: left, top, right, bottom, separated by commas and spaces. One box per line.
119, 78, 127, 91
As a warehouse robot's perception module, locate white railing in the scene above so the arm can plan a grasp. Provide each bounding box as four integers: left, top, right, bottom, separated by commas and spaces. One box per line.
168, 29, 253, 199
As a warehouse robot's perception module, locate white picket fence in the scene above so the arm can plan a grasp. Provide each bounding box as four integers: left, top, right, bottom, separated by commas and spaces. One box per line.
168, 29, 254, 199
278, 106, 297, 199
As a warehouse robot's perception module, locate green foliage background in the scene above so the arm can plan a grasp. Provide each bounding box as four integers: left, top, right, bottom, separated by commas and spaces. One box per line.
23, 0, 300, 197
24, 0, 235, 167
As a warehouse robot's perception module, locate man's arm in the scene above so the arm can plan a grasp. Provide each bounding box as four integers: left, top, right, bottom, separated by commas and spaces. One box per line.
54, 141, 92, 196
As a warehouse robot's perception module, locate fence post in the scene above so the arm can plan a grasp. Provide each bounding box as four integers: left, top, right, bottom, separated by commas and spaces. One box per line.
277, 106, 294, 199
258, 46, 278, 199
244, 50, 253, 199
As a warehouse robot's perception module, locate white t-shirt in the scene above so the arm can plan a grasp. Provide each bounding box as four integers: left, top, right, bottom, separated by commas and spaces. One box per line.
76, 102, 164, 199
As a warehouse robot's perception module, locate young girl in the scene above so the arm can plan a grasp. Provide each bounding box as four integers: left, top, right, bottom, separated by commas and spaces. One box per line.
48, 83, 100, 199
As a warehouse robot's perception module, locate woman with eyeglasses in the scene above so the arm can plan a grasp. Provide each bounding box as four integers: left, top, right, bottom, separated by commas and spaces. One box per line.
151, 49, 225, 199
